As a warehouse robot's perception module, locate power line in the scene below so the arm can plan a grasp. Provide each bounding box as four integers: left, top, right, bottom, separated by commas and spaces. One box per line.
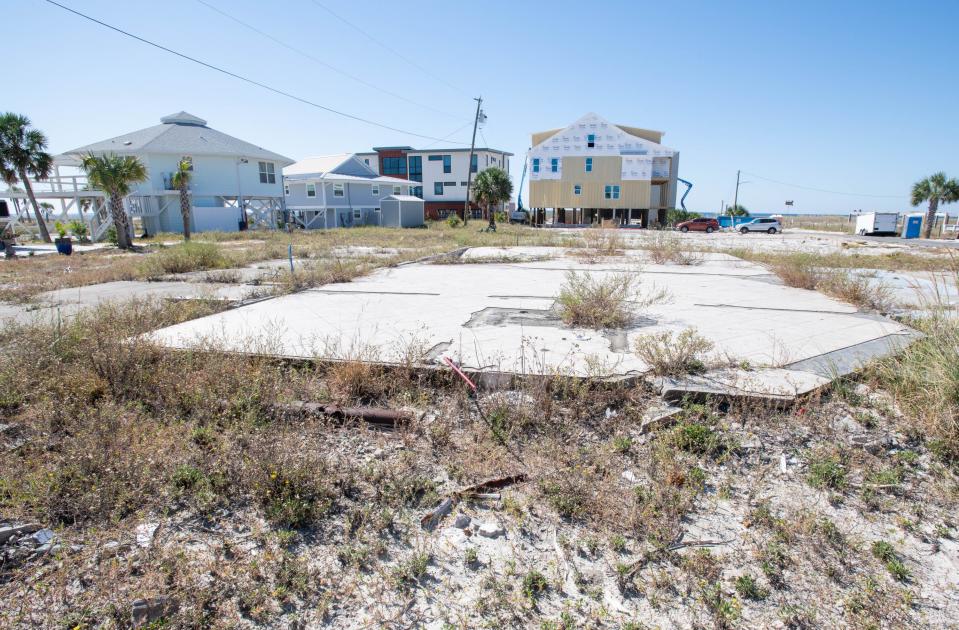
194, 0, 464, 121
741, 171, 908, 199
421, 121, 475, 149
42, 0, 470, 145
307, 0, 468, 96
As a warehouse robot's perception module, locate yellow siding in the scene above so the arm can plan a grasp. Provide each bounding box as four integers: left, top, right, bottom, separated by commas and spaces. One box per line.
530, 180, 651, 209
616, 125, 664, 144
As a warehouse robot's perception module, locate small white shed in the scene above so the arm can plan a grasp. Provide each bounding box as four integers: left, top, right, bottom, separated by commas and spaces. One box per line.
380, 195, 425, 228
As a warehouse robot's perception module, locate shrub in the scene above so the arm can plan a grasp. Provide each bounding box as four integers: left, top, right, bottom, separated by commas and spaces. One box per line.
645, 232, 702, 265
871, 540, 911, 581
146, 241, 229, 275
634, 328, 713, 376
557, 270, 665, 329
446, 215, 462, 228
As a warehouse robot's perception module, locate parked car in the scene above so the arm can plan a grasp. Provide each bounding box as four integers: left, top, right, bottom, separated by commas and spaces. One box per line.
509, 209, 529, 224
739, 218, 782, 234
675, 217, 720, 233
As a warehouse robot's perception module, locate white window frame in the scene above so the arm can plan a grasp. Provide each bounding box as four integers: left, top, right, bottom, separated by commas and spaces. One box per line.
333, 183, 345, 197
306, 183, 316, 198
372, 184, 379, 196
258, 161, 276, 184
393, 185, 402, 195
353, 209, 362, 220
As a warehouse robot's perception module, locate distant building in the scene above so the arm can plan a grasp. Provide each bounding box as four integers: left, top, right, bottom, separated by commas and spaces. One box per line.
528, 113, 679, 226
355, 146, 512, 220
59, 112, 293, 238
283, 154, 423, 229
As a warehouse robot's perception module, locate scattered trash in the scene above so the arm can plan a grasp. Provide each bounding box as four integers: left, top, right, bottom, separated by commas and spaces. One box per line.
271, 401, 412, 429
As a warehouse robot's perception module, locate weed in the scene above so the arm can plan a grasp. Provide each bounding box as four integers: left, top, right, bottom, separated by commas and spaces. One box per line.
613, 435, 633, 453
734, 574, 768, 600
806, 450, 847, 490
644, 231, 702, 265
699, 581, 740, 628
144, 241, 229, 275
556, 270, 637, 328
634, 328, 713, 376
522, 570, 549, 601
610, 534, 627, 553
392, 551, 431, 588
759, 541, 790, 588
871, 540, 911, 581
464, 547, 478, 567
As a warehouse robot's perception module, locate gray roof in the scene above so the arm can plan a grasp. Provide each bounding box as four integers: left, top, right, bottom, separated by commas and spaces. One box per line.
61, 111, 294, 165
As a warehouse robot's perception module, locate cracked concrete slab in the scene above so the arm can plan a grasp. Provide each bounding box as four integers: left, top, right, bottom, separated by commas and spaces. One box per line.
147, 247, 916, 399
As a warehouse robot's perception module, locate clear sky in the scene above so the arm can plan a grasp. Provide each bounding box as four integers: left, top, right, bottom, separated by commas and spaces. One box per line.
8, 0, 958, 214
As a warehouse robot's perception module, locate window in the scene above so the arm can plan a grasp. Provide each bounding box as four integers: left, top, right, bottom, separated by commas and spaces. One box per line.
284, 184, 290, 196
381, 157, 406, 176
258, 161, 276, 184
353, 209, 362, 220
393, 185, 401, 195
550, 158, 558, 173
372, 184, 379, 196
585, 158, 593, 173
443, 155, 451, 173
412, 186, 423, 198
306, 183, 316, 198
587, 134, 595, 148
408, 156, 422, 182
460, 181, 468, 187
364, 158, 370, 165
333, 183, 344, 197
471, 154, 478, 173
532, 158, 540, 173
444, 181, 456, 186
434, 182, 444, 195
604, 185, 620, 200
573, 184, 582, 195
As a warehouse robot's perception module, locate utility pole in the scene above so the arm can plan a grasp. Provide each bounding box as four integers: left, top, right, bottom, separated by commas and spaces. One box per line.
463, 97, 483, 226
732, 169, 741, 229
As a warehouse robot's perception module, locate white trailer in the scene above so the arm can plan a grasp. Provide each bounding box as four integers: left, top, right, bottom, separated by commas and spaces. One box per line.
855, 212, 899, 236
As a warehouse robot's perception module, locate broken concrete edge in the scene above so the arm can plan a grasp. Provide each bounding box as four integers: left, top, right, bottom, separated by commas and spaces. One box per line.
784, 329, 923, 380
396, 246, 469, 267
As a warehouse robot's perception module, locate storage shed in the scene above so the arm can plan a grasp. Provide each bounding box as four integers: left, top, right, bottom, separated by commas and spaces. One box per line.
380, 195, 425, 228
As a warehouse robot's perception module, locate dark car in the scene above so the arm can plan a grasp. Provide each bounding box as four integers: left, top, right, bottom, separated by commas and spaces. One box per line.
675, 217, 720, 233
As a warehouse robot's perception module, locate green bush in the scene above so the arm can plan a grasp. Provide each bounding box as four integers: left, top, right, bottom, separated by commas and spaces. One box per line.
146, 241, 229, 275
446, 215, 462, 228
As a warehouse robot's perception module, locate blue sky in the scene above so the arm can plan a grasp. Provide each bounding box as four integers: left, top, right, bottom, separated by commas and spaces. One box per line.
8, 0, 958, 214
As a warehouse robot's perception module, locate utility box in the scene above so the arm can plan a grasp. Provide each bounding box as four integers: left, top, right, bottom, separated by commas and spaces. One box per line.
855, 212, 899, 236
902, 214, 923, 239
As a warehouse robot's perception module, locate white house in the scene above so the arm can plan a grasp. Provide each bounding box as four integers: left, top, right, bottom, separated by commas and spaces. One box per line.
55, 112, 294, 238
355, 146, 512, 220
283, 154, 423, 229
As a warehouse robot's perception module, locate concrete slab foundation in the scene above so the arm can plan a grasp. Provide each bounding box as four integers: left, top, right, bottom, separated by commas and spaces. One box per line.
147, 247, 916, 400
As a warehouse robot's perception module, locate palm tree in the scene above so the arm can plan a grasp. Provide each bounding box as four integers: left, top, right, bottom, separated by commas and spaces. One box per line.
80, 153, 147, 250
912, 172, 959, 239
472, 167, 513, 231
727, 204, 750, 217
0, 113, 54, 243
171, 158, 193, 240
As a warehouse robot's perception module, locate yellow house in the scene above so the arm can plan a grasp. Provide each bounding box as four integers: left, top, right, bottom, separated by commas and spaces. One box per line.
528, 113, 679, 226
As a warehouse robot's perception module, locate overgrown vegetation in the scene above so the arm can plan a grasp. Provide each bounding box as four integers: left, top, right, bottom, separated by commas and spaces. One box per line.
634, 328, 713, 376
556, 269, 666, 329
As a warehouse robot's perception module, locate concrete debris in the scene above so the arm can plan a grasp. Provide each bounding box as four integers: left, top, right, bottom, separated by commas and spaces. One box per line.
621, 470, 638, 484
477, 522, 506, 539
30, 529, 54, 546
456, 473, 528, 497
452, 513, 471, 529
271, 401, 411, 429
136, 522, 160, 548
131, 596, 178, 628
0, 523, 40, 545
638, 404, 683, 434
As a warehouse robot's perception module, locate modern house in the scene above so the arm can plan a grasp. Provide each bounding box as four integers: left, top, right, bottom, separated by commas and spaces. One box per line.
282, 154, 424, 229
527, 113, 679, 227
355, 146, 512, 220
54, 112, 294, 239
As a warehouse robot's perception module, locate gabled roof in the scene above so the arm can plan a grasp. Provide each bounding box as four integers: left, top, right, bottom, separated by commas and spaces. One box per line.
383, 195, 423, 202
531, 113, 667, 149
60, 112, 294, 165
284, 154, 418, 185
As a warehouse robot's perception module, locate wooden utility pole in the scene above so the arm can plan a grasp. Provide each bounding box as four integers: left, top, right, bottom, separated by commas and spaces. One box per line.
463, 97, 483, 225
732, 169, 741, 227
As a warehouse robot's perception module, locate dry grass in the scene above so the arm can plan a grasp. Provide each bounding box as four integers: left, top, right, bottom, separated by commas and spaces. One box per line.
634, 328, 714, 376
556, 269, 667, 329
643, 232, 703, 265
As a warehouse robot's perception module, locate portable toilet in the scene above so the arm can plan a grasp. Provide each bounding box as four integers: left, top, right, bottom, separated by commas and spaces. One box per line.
902, 214, 923, 239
